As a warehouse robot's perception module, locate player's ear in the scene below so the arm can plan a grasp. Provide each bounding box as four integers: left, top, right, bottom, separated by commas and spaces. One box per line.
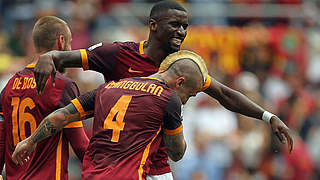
149, 18, 157, 31
57, 35, 65, 51
176, 77, 185, 88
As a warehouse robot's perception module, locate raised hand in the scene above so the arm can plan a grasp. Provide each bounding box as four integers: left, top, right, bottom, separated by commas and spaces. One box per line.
12, 138, 36, 166
270, 116, 293, 153
34, 53, 56, 94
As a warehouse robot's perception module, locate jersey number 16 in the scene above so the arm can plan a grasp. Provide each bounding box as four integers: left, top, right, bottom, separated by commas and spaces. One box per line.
11, 97, 37, 146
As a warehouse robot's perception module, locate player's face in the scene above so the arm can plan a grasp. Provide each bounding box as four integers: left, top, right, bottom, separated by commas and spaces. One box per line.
155, 9, 189, 54
175, 79, 202, 105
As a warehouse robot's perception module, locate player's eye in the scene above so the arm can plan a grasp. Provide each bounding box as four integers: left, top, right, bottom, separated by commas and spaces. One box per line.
182, 24, 188, 30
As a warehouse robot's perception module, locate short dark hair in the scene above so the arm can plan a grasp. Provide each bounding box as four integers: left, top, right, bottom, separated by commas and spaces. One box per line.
149, 0, 186, 20
32, 16, 69, 52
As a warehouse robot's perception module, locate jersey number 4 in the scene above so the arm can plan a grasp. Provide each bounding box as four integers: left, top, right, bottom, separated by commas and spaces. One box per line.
11, 97, 37, 146
104, 95, 132, 143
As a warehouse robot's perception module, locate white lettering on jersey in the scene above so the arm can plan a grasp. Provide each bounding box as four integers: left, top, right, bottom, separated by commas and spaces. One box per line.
88, 42, 102, 51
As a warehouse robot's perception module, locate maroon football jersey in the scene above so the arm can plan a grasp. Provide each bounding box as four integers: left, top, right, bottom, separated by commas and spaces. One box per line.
80, 41, 174, 175
0, 64, 84, 180
71, 77, 183, 180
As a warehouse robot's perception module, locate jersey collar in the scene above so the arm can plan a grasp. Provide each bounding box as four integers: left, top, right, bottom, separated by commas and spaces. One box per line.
139, 40, 146, 55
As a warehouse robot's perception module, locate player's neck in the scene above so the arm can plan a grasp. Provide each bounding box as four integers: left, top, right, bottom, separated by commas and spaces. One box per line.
149, 74, 169, 87
144, 40, 168, 67
31, 50, 50, 64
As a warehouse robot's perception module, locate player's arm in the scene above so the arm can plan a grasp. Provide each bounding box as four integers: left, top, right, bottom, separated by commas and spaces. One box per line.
203, 75, 293, 152
63, 89, 97, 161
162, 92, 186, 162
35, 43, 118, 94
12, 103, 80, 165
163, 131, 186, 162
34, 50, 82, 94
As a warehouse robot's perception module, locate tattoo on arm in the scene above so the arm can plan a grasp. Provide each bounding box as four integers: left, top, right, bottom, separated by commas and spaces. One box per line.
30, 104, 80, 144
163, 131, 186, 162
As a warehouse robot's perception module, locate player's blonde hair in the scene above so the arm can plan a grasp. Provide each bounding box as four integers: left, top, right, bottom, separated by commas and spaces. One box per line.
159, 50, 208, 84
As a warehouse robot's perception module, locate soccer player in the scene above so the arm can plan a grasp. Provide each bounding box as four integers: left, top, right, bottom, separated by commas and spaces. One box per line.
0, 16, 89, 179
12, 50, 208, 180
32, 0, 293, 179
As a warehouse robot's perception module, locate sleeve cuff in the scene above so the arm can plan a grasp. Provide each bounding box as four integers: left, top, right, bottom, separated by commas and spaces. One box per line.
71, 98, 93, 120
201, 75, 211, 91
80, 49, 89, 70
64, 121, 83, 128
164, 125, 183, 135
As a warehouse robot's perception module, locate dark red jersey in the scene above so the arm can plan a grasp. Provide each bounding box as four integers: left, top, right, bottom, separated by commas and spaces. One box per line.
71, 77, 183, 180
80, 41, 172, 174
80, 41, 212, 175
80, 41, 159, 82
0, 64, 85, 180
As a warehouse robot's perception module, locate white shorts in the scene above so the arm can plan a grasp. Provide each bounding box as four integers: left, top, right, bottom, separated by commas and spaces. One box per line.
146, 172, 174, 180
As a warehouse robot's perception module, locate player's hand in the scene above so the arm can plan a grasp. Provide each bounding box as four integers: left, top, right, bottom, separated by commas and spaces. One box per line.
270, 116, 293, 153
34, 53, 57, 94
12, 138, 36, 166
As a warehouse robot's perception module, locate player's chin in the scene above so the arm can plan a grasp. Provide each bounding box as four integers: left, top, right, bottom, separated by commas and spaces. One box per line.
168, 46, 180, 53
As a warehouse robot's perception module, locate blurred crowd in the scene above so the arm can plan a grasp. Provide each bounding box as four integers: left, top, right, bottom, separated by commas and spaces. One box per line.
1, 0, 320, 180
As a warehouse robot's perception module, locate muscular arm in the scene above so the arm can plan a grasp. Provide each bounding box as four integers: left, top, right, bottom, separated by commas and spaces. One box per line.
34, 50, 81, 93
49, 50, 82, 68
31, 103, 80, 144
12, 103, 81, 165
204, 76, 293, 152
163, 131, 186, 162
204, 76, 264, 119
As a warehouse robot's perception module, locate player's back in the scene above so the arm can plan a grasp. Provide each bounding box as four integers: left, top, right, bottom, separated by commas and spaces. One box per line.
1, 64, 78, 180
82, 77, 180, 180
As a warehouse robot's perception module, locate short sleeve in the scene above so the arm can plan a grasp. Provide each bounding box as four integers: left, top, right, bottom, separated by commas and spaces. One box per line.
80, 42, 120, 76
70, 89, 97, 120
201, 75, 212, 91
163, 92, 183, 135
59, 81, 82, 128
58, 81, 80, 108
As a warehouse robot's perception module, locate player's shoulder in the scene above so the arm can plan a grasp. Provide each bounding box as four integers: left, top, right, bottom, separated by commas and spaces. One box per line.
6, 67, 33, 85
168, 90, 182, 106
114, 41, 139, 51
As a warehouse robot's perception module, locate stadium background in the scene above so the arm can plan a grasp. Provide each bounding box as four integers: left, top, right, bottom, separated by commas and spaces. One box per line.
0, 0, 318, 179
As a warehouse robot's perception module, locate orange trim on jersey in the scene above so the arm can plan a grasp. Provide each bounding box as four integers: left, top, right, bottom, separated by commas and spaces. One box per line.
56, 132, 63, 180
71, 99, 86, 120
80, 49, 89, 70
71, 99, 93, 120
26, 64, 36, 68
201, 75, 212, 91
140, 77, 162, 82
64, 121, 83, 128
139, 41, 146, 55
164, 125, 183, 135
0, 112, 3, 115
138, 127, 162, 180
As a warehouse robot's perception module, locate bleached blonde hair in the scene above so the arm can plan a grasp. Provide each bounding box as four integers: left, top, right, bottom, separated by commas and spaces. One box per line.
159, 50, 208, 84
